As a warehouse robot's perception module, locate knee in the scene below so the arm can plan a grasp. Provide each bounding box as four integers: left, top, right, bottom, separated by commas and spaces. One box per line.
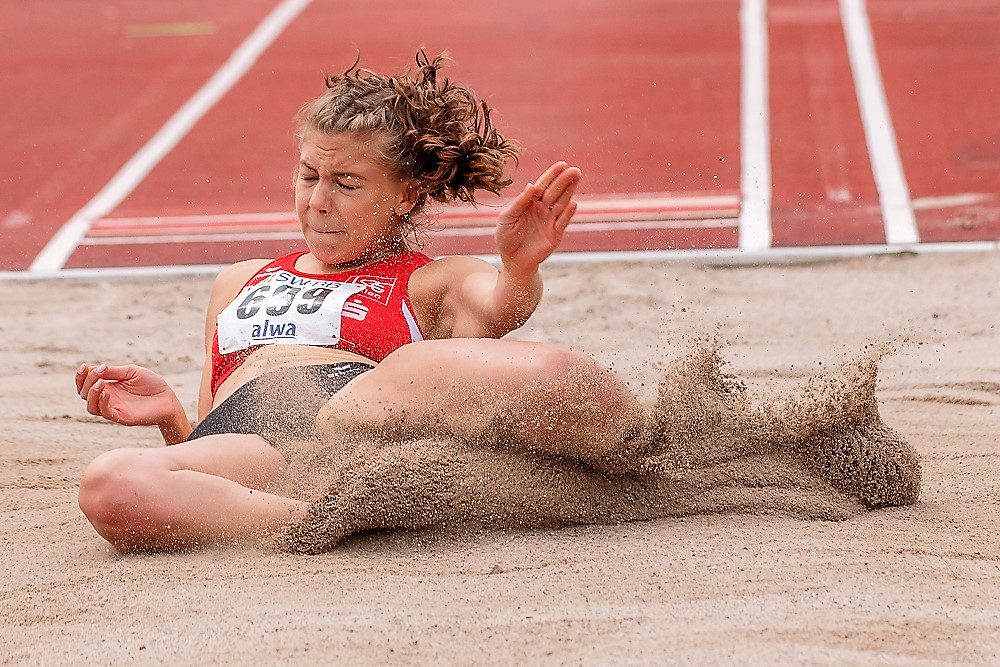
532, 345, 646, 434
529, 346, 623, 404
78, 448, 167, 550
523, 345, 593, 383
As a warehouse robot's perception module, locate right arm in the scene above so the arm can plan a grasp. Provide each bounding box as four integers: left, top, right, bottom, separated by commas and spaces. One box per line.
75, 362, 192, 444
75, 259, 267, 444
408, 162, 580, 340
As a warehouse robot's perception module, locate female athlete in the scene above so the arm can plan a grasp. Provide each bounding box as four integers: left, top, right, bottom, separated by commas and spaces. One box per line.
74, 53, 647, 552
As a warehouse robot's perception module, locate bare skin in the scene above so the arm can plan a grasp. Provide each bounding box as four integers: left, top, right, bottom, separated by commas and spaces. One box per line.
78, 434, 299, 551
320, 339, 647, 464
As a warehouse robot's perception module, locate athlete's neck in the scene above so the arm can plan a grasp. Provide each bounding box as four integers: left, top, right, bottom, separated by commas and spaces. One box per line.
301, 241, 408, 273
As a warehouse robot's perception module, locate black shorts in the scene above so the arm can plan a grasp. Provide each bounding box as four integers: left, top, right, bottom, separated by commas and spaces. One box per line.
187, 362, 373, 444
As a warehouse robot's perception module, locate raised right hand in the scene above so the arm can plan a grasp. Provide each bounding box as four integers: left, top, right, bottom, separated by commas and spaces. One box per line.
75, 363, 182, 427
494, 161, 581, 274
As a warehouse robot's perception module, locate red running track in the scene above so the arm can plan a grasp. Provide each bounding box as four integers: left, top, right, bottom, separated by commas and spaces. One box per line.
1, 0, 997, 273
871, 0, 1000, 242
0, 0, 282, 271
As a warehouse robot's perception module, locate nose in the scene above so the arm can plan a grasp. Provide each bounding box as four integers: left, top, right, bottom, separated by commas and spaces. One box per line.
308, 182, 332, 215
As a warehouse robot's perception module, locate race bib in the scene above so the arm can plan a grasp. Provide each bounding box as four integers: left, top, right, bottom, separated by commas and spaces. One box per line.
216, 270, 367, 354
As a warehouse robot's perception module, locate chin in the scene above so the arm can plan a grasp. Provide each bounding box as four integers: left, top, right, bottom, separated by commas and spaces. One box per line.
308, 248, 357, 268
301, 233, 348, 260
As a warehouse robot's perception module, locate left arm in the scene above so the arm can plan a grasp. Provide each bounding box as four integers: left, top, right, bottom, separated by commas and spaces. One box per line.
415, 162, 581, 338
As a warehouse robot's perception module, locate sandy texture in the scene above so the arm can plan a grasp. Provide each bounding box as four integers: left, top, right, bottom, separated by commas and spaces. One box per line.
2, 252, 998, 664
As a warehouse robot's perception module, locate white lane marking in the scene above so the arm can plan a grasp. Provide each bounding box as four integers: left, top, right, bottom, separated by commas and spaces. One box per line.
27, 0, 314, 272
840, 0, 919, 244
4, 242, 998, 282
93, 212, 297, 228
911, 193, 993, 210
80, 218, 739, 245
428, 218, 738, 236
88, 194, 741, 232
738, 0, 773, 251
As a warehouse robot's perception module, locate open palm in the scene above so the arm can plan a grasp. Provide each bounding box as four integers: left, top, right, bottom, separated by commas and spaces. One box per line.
495, 161, 581, 271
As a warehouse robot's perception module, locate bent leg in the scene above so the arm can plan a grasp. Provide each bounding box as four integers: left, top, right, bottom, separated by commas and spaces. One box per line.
78, 435, 305, 552
317, 339, 648, 471
281, 438, 459, 553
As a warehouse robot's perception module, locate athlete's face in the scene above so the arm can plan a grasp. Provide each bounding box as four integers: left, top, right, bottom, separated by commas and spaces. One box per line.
295, 131, 413, 268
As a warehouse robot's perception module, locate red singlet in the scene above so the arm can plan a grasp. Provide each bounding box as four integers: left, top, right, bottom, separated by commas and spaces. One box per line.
210, 250, 433, 397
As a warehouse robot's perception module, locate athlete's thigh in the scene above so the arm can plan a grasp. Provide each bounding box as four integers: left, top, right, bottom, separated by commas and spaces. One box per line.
321, 338, 578, 434
155, 433, 287, 489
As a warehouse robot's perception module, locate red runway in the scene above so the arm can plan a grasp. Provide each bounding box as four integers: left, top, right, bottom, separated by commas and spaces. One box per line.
1, 0, 997, 274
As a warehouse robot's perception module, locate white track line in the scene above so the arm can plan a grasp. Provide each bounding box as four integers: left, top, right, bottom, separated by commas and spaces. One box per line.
80, 218, 739, 245
4, 242, 997, 282
911, 193, 993, 210
27, 0, 313, 273
87, 194, 740, 231
840, 0, 919, 244
738, 0, 773, 251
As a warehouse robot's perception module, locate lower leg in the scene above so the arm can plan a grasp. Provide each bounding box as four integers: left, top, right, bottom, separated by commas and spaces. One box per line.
280, 438, 458, 553
79, 434, 306, 552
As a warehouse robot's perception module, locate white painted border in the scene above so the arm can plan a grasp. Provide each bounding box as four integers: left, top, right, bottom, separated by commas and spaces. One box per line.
738, 0, 773, 251
27, 0, 314, 273
88, 194, 741, 232
4, 242, 996, 282
840, 0, 919, 244
81, 218, 739, 245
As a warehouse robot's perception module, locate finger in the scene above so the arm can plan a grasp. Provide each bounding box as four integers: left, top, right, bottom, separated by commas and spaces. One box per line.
499, 184, 538, 226
543, 172, 582, 221
539, 166, 582, 208
93, 364, 135, 382
78, 366, 105, 400
554, 201, 578, 236
97, 386, 123, 424
75, 364, 90, 394
532, 161, 569, 194
85, 380, 105, 416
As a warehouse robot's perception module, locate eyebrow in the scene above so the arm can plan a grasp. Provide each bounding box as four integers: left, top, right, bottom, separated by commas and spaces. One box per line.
299, 161, 365, 179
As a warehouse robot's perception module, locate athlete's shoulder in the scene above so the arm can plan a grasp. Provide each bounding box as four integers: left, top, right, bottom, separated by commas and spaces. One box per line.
209, 258, 282, 308
214, 258, 273, 286
379, 250, 434, 272
403, 250, 434, 264
412, 254, 493, 280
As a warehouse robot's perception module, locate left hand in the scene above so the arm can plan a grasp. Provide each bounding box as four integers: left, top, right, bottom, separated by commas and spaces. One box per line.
75, 363, 182, 428
495, 161, 581, 273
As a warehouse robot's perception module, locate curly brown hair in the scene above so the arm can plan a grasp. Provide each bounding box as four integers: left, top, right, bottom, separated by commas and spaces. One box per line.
296, 51, 522, 223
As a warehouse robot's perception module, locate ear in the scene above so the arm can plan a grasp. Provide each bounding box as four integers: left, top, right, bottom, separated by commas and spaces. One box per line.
395, 181, 419, 216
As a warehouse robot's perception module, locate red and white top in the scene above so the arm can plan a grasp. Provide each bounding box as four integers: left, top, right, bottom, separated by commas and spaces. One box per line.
210, 250, 433, 396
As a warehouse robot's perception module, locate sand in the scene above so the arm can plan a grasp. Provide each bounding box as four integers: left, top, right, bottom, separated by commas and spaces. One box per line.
2, 251, 998, 664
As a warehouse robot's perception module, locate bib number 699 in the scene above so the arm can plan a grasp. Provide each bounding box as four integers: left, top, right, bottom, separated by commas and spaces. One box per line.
236, 285, 333, 319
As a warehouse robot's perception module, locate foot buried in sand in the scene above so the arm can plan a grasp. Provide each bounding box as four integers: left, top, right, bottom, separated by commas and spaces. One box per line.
277, 339, 921, 553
